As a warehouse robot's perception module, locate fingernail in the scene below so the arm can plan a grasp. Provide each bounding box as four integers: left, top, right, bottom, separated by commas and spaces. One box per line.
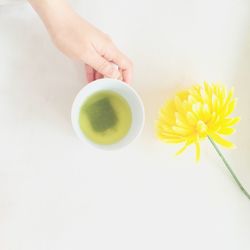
111, 69, 121, 79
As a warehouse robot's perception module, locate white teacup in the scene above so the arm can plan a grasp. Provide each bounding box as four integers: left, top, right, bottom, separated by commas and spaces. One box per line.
71, 78, 145, 150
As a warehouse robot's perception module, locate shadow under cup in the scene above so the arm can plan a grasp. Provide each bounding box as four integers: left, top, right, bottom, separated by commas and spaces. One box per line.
71, 79, 145, 150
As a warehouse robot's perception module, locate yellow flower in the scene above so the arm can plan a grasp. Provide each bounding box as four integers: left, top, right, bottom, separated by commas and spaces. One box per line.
156, 82, 240, 161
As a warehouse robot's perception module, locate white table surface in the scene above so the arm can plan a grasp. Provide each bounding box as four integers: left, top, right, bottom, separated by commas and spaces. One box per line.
1, 1, 250, 249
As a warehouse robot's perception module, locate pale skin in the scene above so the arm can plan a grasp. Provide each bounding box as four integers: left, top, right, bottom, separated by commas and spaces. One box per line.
28, 0, 133, 83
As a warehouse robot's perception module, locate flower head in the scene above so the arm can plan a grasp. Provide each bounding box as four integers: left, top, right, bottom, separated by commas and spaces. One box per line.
156, 82, 240, 160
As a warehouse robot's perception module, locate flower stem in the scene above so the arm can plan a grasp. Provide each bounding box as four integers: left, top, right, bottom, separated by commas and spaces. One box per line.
208, 136, 250, 200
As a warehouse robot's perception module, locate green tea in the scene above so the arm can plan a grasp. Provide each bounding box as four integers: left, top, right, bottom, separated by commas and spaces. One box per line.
79, 91, 132, 145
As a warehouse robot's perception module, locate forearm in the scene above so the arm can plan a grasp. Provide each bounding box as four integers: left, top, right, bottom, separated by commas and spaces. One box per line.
28, 0, 61, 16
28, 0, 64, 12
28, 0, 72, 35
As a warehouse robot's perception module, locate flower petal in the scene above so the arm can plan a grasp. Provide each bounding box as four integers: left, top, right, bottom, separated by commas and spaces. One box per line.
162, 138, 185, 143
186, 111, 197, 125
156, 82, 239, 161
172, 126, 192, 135
209, 133, 234, 148
218, 127, 235, 135
222, 117, 240, 127
176, 139, 193, 155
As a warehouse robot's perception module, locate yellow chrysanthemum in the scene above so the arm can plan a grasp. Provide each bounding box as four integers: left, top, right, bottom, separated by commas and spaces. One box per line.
156, 82, 240, 161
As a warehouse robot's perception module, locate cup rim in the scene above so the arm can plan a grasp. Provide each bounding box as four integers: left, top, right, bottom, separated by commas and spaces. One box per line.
71, 78, 145, 150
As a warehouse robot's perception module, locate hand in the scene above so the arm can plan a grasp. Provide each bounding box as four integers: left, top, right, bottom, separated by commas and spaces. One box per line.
28, 0, 133, 83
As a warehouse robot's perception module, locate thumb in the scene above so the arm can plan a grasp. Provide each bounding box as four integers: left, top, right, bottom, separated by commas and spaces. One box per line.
85, 50, 121, 79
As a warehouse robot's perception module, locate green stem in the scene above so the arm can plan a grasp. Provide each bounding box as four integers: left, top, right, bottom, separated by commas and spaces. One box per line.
208, 136, 250, 200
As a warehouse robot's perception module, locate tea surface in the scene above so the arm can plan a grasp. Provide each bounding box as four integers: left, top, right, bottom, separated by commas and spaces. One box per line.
79, 91, 132, 145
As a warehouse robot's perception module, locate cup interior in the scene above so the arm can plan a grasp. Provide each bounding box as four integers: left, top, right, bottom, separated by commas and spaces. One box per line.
71, 79, 145, 150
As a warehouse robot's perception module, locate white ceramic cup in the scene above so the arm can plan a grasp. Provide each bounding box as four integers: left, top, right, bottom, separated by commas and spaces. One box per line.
71, 78, 145, 150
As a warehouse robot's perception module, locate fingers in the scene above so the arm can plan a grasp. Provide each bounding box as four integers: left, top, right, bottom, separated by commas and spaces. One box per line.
84, 45, 133, 83
85, 64, 103, 83
104, 45, 133, 83
85, 64, 95, 83
94, 71, 103, 80
85, 49, 121, 80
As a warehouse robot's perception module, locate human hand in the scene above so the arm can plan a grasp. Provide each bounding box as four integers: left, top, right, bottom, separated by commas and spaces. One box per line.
28, 0, 133, 83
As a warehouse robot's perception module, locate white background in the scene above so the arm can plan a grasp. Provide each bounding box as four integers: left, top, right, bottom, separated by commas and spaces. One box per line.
0, 0, 250, 249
